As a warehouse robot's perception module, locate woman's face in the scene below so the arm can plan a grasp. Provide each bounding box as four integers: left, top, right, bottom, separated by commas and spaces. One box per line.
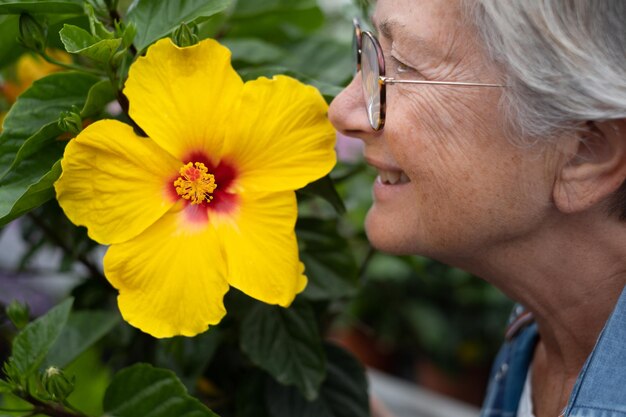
329, 0, 559, 263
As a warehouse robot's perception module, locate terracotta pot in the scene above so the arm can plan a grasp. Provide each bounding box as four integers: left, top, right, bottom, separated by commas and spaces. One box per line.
327, 326, 395, 373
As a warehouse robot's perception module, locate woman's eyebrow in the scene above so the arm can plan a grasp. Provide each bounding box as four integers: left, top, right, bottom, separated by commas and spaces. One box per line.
375, 17, 446, 63
377, 18, 395, 40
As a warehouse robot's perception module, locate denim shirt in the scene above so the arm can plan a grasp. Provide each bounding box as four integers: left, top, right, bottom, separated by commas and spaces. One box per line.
480, 286, 626, 417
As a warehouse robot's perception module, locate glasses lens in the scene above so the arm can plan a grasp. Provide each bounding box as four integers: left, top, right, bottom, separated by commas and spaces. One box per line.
361, 34, 381, 129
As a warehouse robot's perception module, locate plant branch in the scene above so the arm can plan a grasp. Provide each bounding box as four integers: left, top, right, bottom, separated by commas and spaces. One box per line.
23, 393, 89, 417
27, 213, 106, 282
357, 245, 376, 281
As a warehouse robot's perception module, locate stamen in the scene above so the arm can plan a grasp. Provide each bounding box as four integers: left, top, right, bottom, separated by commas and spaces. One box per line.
174, 162, 217, 204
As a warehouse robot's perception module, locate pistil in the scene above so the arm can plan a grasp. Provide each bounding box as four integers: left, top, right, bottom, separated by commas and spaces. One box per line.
174, 162, 217, 204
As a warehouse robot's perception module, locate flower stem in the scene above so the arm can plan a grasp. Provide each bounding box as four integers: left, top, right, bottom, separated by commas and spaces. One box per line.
39, 52, 104, 76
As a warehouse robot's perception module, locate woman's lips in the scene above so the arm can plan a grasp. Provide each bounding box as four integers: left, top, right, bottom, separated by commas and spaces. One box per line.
364, 156, 411, 185
364, 156, 412, 202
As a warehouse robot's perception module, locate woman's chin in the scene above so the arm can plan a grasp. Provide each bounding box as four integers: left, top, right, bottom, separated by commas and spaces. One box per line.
364, 207, 418, 256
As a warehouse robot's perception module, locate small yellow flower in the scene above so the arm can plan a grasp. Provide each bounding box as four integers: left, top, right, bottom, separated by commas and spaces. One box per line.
2, 49, 71, 103
54, 38, 336, 338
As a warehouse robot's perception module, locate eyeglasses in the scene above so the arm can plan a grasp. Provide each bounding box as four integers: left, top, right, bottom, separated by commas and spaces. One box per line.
353, 18, 504, 131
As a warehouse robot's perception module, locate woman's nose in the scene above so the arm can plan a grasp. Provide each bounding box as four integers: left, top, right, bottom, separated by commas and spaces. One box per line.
328, 74, 375, 141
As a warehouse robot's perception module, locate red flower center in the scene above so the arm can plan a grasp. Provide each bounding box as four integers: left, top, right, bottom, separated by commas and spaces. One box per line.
168, 151, 240, 223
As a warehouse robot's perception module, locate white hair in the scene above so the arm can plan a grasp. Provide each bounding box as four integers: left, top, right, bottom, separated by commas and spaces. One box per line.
465, 0, 626, 140
464, 1, 626, 218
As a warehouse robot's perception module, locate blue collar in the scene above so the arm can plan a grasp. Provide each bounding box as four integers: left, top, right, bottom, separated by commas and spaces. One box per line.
565, 285, 626, 416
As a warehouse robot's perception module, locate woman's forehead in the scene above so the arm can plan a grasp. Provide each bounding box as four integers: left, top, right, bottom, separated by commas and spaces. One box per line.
372, 0, 465, 35
372, 0, 475, 63
374, 0, 461, 24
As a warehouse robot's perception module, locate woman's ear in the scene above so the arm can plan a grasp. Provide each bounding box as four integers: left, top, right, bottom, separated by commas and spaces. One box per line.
554, 119, 626, 214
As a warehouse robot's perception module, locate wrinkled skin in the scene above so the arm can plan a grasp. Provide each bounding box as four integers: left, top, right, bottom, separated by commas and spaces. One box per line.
329, 0, 626, 415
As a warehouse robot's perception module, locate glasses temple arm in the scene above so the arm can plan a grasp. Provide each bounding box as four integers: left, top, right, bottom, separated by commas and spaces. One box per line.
380, 76, 505, 88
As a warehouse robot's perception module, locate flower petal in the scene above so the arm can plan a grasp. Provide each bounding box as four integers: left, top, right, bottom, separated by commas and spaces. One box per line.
124, 38, 243, 161
104, 209, 229, 338
222, 75, 336, 193
55, 120, 180, 245
219, 191, 306, 306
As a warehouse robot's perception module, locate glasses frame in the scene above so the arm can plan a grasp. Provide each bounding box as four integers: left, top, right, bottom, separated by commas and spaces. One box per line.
353, 18, 505, 131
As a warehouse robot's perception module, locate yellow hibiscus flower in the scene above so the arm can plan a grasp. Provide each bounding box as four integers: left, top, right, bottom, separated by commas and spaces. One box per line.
55, 38, 336, 338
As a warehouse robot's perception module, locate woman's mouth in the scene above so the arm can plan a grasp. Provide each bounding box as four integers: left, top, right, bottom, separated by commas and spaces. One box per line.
377, 169, 411, 185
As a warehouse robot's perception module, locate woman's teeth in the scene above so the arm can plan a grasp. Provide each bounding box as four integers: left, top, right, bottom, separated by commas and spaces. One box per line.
378, 170, 410, 185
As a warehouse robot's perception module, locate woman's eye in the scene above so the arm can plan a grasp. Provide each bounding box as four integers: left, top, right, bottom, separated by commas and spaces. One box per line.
397, 61, 412, 73
390, 54, 414, 75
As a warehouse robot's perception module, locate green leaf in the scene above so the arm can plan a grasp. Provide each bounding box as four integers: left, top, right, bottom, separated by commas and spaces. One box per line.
60, 24, 122, 63
0, 379, 12, 393
297, 218, 359, 301
8, 122, 61, 177
229, 0, 319, 22
80, 79, 116, 118
44, 310, 120, 368
0, 160, 62, 227
85, 2, 114, 40
0, 0, 84, 14
0, 15, 25, 68
80, 80, 115, 119
9, 298, 73, 377
126, 0, 231, 51
0, 71, 100, 178
266, 343, 370, 417
103, 363, 219, 417
227, 1, 324, 41
240, 301, 326, 401
282, 36, 353, 87
222, 38, 285, 65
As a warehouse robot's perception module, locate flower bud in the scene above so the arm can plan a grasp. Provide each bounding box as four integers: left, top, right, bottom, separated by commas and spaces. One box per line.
3, 359, 23, 388
87, 8, 111, 39
6, 300, 29, 330
172, 22, 198, 47
17, 13, 47, 53
42, 367, 75, 401
58, 109, 83, 135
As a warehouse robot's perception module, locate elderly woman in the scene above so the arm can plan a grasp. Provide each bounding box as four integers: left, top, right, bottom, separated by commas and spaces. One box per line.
329, 1, 626, 416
